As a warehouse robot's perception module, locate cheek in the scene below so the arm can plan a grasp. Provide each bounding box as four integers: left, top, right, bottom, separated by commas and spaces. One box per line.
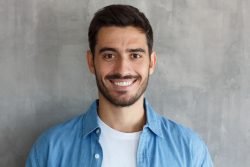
95, 63, 114, 78
135, 63, 150, 74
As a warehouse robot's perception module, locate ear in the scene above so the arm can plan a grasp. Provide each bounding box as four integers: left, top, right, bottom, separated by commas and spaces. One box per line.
149, 51, 156, 75
86, 50, 95, 74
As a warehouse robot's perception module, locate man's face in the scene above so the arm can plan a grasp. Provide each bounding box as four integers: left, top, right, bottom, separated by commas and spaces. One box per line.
87, 26, 156, 107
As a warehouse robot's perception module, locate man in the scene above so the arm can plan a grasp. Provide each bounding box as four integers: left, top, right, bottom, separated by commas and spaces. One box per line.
26, 4, 213, 167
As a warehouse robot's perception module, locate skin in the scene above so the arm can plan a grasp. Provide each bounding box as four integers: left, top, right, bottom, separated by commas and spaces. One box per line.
86, 26, 156, 132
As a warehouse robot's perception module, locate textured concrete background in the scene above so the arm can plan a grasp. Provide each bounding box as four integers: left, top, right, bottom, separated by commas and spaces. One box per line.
0, 0, 249, 166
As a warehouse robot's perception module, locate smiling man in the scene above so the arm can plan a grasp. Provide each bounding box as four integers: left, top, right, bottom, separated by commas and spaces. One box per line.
26, 4, 213, 167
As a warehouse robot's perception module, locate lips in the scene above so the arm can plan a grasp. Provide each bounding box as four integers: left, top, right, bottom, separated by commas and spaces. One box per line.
113, 81, 133, 86
109, 78, 137, 87
106, 74, 139, 89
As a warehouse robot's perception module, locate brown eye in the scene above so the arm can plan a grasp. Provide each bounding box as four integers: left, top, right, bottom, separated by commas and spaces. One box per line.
103, 53, 115, 60
131, 53, 142, 59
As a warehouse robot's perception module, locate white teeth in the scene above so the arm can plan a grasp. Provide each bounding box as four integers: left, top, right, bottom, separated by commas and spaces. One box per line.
114, 81, 132, 86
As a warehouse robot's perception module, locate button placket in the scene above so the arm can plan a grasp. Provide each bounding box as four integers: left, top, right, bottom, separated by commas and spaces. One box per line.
95, 153, 100, 159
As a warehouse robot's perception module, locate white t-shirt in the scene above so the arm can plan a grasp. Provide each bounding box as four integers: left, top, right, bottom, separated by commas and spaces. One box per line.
98, 117, 141, 167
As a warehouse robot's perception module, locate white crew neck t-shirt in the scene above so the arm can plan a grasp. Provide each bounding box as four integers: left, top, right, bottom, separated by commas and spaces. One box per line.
97, 117, 141, 167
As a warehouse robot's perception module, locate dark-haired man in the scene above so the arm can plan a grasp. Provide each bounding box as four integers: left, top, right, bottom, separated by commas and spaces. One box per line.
26, 4, 213, 167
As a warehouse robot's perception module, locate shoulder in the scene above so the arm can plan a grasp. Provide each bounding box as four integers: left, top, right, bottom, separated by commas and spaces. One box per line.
26, 113, 89, 166
158, 115, 205, 147
29, 100, 99, 152
158, 115, 213, 166
145, 100, 203, 144
35, 113, 86, 145
34, 100, 99, 144
26, 113, 83, 166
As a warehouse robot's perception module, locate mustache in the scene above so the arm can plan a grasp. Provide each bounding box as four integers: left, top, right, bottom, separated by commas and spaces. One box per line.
105, 73, 139, 80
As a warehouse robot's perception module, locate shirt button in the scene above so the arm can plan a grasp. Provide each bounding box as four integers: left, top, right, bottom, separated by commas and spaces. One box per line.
95, 153, 100, 159
96, 129, 100, 134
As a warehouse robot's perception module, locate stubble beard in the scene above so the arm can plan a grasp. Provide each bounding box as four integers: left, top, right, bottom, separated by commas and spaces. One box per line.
94, 71, 149, 107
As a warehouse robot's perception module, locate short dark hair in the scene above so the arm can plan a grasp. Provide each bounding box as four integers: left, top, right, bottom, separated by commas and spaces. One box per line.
88, 4, 153, 55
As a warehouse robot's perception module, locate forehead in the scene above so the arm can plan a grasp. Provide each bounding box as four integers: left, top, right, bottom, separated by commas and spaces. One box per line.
96, 26, 148, 50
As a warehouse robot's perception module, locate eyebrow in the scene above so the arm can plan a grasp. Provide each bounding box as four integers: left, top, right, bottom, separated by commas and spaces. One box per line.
126, 48, 146, 53
98, 47, 117, 54
98, 47, 146, 54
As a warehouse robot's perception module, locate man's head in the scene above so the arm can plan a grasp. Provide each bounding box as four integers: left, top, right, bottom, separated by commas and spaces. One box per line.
88, 4, 153, 56
87, 5, 156, 107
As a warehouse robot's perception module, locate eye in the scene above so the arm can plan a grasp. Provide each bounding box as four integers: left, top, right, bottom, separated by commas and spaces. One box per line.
103, 53, 115, 61
131, 53, 142, 59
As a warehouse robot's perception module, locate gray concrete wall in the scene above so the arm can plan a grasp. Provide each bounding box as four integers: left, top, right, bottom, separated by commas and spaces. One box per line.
0, 0, 249, 166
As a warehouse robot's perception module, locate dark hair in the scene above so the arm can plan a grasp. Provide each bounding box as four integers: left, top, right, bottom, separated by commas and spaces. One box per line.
88, 4, 153, 55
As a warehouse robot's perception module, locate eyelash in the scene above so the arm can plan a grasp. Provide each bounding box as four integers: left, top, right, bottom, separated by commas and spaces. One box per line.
103, 53, 115, 60
131, 53, 142, 59
102, 53, 143, 61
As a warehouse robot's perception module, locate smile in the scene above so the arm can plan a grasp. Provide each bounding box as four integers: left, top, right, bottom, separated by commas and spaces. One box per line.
113, 81, 133, 87
108, 77, 138, 89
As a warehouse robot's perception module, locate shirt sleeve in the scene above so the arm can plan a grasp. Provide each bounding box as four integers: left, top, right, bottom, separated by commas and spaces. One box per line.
200, 143, 214, 167
25, 133, 49, 167
25, 143, 40, 167
191, 135, 214, 167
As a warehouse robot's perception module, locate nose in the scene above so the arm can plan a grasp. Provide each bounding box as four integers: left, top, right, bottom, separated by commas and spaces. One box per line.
114, 57, 132, 76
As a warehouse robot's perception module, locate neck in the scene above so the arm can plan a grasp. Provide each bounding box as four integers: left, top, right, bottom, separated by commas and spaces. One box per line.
98, 94, 146, 133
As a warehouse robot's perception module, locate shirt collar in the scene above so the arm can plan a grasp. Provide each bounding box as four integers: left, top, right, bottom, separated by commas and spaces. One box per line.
144, 99, 164, 138
82, 99, 164, 138
82, 100, 100, 138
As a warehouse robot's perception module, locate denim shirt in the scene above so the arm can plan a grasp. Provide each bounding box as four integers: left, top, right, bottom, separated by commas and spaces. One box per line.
26, 99, 213, 167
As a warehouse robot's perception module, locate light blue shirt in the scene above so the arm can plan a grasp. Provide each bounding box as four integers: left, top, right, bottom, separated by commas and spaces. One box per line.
26, 99, 213, 167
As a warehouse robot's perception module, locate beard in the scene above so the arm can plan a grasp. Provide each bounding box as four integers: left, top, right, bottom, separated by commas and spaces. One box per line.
94, 71, 149, 107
